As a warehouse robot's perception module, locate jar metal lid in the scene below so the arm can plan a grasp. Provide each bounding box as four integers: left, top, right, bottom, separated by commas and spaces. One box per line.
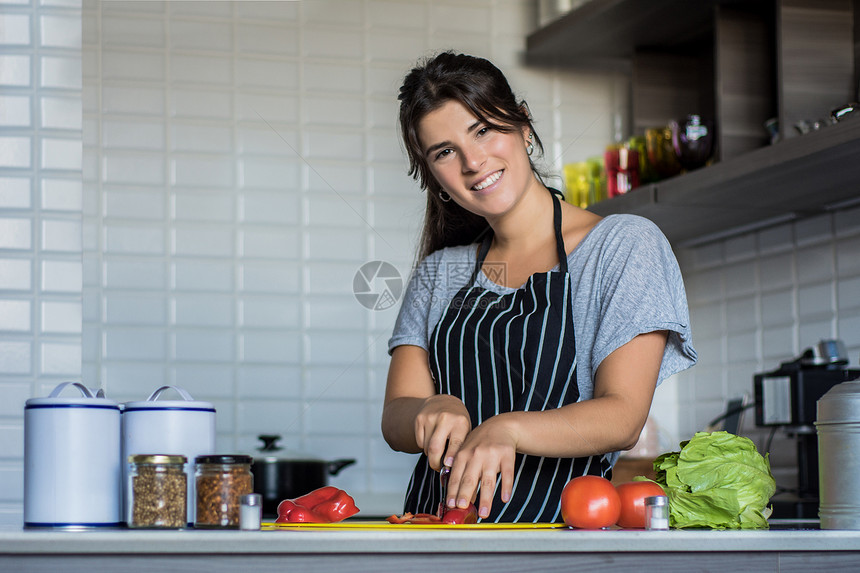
195, 454, 253, 465
644, 495, 668, 506
129, 454, 187, 465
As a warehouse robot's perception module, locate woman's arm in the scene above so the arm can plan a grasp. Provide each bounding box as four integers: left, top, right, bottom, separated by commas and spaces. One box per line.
505, 329, 666, 456
445, 330, 667, 517
381, 344, 472, 470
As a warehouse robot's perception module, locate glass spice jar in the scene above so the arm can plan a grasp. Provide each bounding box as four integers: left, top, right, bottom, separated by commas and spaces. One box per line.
195, 454, 253, 529
128, 454, 187, 529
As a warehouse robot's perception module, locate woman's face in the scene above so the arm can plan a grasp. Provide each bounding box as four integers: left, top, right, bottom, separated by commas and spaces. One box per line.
417, 99, 535, 220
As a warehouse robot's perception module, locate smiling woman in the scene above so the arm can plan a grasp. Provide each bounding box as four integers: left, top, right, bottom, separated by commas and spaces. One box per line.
381, 51, 698, 523
417, 99, 539, 224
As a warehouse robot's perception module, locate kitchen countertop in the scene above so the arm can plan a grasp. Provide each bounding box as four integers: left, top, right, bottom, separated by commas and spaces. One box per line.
3, 521, 860, 573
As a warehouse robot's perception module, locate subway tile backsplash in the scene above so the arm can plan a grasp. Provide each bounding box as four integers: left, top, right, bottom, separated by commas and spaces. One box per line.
676, 204, 860, 447
7, 0, 857, 523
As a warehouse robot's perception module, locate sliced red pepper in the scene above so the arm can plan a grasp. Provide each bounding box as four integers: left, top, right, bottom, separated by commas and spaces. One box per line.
407, 514, 442, 524
275, 486, 360, 524
387, 506, 477, 525
386, 512, 414, 524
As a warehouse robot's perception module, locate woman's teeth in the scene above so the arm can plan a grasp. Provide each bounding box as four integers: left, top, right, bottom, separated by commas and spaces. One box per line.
473, 170, 502, 190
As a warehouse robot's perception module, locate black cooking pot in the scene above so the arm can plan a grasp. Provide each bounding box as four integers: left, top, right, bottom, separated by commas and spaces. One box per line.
251, 434, 356, 517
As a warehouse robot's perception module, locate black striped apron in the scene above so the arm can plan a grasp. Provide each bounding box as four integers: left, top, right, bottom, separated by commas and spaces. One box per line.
403, 193, 610, 523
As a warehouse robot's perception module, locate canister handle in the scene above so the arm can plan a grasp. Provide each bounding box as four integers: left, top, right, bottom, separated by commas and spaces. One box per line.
146, 385, 195, 402
48, 381, 100, 399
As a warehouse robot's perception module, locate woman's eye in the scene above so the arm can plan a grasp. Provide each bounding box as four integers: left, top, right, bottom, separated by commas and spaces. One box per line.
435, 148, 452, 160
477, 127, 489, 137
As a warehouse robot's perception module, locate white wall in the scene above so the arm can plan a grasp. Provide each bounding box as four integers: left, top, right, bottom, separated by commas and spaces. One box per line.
0, 0, 83, 523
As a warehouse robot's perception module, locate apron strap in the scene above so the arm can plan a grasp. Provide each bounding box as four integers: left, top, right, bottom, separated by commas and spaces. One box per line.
470, 189, 568, 285
551, 193, 569, 275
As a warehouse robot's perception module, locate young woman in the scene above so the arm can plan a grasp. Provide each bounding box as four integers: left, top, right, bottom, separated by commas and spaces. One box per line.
382, 51, 697, 523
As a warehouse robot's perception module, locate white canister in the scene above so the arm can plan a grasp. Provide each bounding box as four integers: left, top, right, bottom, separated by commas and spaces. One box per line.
24, 382, 122, 528
121, 385, 215, 525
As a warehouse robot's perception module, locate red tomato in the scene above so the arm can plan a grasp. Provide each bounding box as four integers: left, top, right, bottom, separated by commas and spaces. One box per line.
615, 480, 666, 528
560, 475, 621, 529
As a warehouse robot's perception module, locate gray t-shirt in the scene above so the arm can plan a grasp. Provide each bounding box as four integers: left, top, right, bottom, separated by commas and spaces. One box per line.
389, 214, 697, 405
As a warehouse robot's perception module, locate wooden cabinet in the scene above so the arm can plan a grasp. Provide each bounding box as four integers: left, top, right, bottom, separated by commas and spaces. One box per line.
527, 0, 859, 246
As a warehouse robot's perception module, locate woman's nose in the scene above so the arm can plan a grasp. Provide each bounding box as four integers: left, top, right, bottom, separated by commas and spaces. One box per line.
460, 144, 486, 173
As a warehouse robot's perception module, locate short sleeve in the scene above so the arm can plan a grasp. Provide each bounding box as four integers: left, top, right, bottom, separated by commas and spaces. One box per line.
388, 250, 441, 354
589, 217, 697, 384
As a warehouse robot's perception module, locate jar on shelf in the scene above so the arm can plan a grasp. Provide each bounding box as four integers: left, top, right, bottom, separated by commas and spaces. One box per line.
127, 454, 187, 529
195, 455, 254, 529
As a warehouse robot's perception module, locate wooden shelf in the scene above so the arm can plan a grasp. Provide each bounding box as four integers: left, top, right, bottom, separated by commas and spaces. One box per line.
526, 0, 763, 66
529, 0, 857, 246
587, 119, 860, 246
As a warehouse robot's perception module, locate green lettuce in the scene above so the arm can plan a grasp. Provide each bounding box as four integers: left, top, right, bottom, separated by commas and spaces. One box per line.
652, 431, 776, 529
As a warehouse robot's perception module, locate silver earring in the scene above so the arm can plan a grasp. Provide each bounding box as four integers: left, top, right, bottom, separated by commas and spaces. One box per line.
439, 191, 452, 202
526, 132, 535, 156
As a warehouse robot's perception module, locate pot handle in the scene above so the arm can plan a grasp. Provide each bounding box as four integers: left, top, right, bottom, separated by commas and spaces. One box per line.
146, 385, 195, 402
328, 459, 356, 476
257, 434, 283, 452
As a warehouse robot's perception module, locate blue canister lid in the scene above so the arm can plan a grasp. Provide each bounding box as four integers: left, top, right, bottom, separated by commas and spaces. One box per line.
25, 381, 119, 411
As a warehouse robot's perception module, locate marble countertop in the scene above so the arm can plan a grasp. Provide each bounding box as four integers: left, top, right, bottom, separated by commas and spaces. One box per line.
2, 522, 859, 555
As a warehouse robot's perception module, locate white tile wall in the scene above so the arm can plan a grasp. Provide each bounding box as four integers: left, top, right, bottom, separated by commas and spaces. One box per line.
0, 0, 83, 523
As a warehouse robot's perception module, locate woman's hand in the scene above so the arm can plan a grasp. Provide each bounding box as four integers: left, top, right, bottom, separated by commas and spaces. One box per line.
444, 414, 517, 519
383, 345, 473, 465
414, 394, 471, 471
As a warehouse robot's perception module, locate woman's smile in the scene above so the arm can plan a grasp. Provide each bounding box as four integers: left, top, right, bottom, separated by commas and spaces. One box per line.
472, 169, 503, 192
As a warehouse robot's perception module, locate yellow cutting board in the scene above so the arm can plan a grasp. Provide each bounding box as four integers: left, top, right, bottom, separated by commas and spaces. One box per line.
263, 520, 567, 530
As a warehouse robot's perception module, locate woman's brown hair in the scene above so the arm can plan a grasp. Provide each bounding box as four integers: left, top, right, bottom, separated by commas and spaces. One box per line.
398, 51, 545, 260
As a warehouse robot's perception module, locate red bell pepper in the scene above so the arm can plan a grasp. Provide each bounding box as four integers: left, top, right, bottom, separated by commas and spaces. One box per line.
441, 504, 478, 524
275, 486, 360, 524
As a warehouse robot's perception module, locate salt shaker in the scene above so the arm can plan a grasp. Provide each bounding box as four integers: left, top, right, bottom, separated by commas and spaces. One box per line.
240, 493, 262, 530
644, 495, 669, 530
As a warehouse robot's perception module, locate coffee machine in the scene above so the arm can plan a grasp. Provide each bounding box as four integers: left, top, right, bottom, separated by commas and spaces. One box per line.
754, 340, 860, 518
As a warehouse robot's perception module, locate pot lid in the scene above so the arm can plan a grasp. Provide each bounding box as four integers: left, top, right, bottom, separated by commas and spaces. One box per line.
252, 434, 321, 461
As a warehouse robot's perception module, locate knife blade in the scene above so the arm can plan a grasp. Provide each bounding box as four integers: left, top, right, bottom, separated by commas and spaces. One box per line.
438, 466, 451, 519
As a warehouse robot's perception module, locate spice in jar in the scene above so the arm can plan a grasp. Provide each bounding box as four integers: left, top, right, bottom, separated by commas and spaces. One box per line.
195, 454, 253, 529
128, 454, 187, 529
